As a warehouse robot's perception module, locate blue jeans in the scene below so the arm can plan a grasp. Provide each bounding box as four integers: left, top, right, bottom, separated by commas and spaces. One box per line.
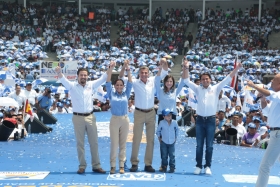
195, 115, 216, 169
160, 141, 175, 169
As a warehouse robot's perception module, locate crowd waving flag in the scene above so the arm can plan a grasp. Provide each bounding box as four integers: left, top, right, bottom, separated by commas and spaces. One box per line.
230, 56, 239, 92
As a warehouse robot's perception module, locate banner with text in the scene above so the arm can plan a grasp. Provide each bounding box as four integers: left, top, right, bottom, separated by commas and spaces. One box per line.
40, 61, 78, 81
0, 171, 49, 180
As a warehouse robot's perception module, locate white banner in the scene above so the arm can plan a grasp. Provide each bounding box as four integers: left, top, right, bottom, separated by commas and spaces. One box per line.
0, 171, 49, 180
93, 86, 106, 103
242, 90, 255, 113
40, 61, 77, 81
188, 88, 197, 110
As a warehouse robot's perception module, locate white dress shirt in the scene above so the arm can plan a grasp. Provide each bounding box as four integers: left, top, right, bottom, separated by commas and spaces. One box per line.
184, 76, 231, 116
262, 90, 280, 127
123, 69, 168, 110
231, 124, 247, 139
59, 73, 107, 113
24, 89, 38, 105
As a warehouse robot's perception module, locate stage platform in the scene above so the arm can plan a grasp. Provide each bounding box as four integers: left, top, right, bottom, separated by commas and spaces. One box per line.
0, 112, 279, 187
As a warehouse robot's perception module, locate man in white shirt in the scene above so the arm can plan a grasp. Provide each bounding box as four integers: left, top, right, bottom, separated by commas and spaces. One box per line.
56, 83, 66, 94
184, 60, 242, 175
23, 82, 38, 106
119, 59, 168, 173
55, 62, 115, 174
231, 112, 246, 140
8, 84, 26, 108
217, 90, 231, 112
248, 76, 280, 187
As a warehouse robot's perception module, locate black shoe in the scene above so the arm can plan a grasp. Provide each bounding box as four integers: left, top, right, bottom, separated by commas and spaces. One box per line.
144, 165, 155, 173
130, 165, 138, 172
168, 168, 175, 173
77, 168, 85, 174
159, 166, 167, 173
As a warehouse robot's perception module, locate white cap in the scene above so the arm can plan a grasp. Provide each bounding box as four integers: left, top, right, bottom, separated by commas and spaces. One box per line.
259, 126, 268, 136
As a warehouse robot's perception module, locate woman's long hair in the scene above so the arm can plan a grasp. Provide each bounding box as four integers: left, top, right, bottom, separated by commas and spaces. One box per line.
163, 75, 175, 93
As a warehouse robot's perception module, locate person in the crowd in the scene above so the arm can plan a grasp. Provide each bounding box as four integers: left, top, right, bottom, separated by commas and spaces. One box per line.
51, 102, 66, 114
64, 101, 73, 113
231, 112, 247, 140
214, 123, 231, 143
8, 84, 26, 108
156, 108, 179, 173
183, 59, 242, 175
244, 113, 253, 130
217, 90, 231, 113
128, 99, 135, 113
247, 76, 280, 187
217, 110, 226, 130
155, 59, 188, 123
32, 107, 39, 119
252, 116, 262, 131
106, 60, 132, 174
55, 62, 115, 174
253, 126, 269, 149
24, 82, 38, 107
241, 123, 259, 147
37, 87, 54, 111
118, 58, 168, 173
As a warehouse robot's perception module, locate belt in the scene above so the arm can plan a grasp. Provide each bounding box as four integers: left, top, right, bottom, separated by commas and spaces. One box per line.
135, 107, 154, 113
197, 115, 216, 119
73, 110, 94, 116
270, 127, 280, 131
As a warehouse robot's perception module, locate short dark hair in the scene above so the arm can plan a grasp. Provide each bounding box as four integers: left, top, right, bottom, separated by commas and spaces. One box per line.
199, 72, 212, 80
218, 110, 225, 114
77, 68, 89, 75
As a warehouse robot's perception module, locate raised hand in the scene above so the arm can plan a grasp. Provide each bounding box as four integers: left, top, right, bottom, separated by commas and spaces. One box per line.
110, 61, 116, 68
183, 59, 189, 68
124, 60, 129, 69
55, 66, 62, 74
247, 80, 254, 88
236, 62, 243, 69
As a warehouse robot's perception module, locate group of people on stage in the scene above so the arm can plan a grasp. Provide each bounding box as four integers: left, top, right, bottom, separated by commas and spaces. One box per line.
53, 56, 237, 176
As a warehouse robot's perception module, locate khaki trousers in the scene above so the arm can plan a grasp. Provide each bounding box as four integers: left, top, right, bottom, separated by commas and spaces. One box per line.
72, 114, 101, 169
109, 115, 129, 168
130, 109, 156, 166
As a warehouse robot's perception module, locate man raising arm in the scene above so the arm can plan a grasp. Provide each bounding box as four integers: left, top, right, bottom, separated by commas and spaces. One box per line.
55, 61, 115, 174
183, 59, 242, 175
247, 75, 280, 187
118, 58, 168, 172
